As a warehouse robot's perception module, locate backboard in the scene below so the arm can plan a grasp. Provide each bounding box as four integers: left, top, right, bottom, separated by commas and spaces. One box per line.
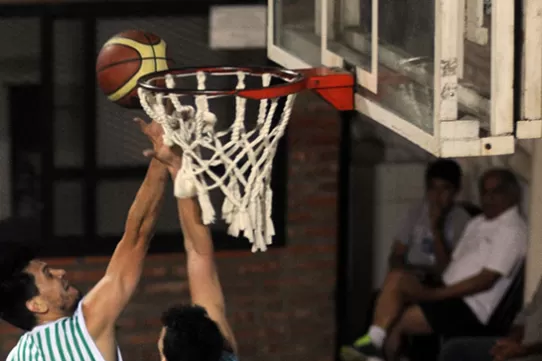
268, 0, 533, 158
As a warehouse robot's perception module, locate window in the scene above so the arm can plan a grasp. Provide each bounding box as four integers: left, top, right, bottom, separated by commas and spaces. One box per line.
5, 16, 287, 258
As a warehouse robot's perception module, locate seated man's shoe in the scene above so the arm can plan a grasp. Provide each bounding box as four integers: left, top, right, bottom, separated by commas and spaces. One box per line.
340, 335, 383, 361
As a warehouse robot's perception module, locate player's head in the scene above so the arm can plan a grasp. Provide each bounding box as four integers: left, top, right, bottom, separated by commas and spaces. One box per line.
479, 168, 521, 219
0, 242, 81, 331
158, 304, 225, 361
425, 158, 462, 209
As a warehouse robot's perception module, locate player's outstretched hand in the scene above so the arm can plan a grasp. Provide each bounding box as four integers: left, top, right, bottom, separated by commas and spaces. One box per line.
135, 117, 182, 171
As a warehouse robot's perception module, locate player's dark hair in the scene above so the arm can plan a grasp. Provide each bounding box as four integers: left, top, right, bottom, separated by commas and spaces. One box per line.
425, 158, 462, 191
0, 242, 39, 331
161, 304, 225, 361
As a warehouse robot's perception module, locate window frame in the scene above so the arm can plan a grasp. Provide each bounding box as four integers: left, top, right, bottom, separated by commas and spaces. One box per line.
2, 2, 287, 258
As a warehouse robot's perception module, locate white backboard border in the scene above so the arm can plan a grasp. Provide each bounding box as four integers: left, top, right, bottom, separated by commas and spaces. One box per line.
267, 0, 519, 157
516, 0, 542, 139
321, 0, 378, 93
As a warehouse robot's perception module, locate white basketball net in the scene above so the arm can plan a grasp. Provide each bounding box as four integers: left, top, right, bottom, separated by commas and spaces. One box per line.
138, 70, 298, 252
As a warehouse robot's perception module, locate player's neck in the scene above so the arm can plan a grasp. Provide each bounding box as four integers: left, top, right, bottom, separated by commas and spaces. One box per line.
36, 310, 73, 326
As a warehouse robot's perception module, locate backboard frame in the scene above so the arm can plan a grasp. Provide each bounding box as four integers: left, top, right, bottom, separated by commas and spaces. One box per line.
516, 0, 542, 139
267, 0, 320, 69
321, 0, 379, 93
268, 0, 519, 157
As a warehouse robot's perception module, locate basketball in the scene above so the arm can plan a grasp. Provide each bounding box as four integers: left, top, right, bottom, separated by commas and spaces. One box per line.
96, 30, 174, 108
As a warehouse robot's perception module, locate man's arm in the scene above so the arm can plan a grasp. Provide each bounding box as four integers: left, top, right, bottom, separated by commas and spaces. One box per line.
429, 224, 525, 301
491, 337, 542, 360
428, 269, 500, 300
506, 325, 525, 342
171, 167, 237, 353
84, 159, 168, 334
83, 156, 168, 337
432, 209, 471, 274
429, 206, 470, 275
430, 227, 451, 274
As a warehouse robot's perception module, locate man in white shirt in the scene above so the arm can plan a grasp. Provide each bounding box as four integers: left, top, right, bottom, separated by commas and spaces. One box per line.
358, 159, 471, 350
438, 275, 542, 361
342, 168, 527, 361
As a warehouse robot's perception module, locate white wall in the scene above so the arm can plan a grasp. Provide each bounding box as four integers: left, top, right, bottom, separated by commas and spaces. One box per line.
371, 163, 427, 287
350, 114, 433, 288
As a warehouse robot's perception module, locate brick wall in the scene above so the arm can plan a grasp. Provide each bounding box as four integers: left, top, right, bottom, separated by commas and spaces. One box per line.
0, 94, 340, 361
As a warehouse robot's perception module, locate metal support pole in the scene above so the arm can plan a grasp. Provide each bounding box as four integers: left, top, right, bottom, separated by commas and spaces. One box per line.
335, 111, 353, 359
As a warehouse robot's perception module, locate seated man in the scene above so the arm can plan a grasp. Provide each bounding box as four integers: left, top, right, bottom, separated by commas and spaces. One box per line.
389, 158, 471, 283
361, 159, 470, 337
342, 168, 528, 361
361, 159, 471, 357
439, 273, 542, 361
140, 120, 238, 361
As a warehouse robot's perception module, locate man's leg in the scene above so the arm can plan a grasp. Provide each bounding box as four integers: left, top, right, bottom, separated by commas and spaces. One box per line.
439, 338, 497, 361
341, 270, 415, 360
384, 305, 433, 361
372, 270, 409, 329
385, 298, 487, 361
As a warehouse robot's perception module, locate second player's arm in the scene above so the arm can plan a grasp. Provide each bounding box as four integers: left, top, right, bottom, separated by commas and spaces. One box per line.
171, 165, 238, 354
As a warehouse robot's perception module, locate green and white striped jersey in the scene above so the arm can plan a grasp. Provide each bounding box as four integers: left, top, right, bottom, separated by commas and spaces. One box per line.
6, 300, 122, 361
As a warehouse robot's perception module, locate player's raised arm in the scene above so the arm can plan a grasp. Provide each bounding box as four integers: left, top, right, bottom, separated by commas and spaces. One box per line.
142, 125, 238, 354
174, 186, 238, 354
82, 119, 169, 338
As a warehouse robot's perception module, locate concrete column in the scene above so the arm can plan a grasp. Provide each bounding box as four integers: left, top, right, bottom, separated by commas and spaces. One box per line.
526, 139, 542, 302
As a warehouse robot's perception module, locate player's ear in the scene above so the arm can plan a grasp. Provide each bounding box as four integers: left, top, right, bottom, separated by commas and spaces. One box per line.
26, 297, 49, 314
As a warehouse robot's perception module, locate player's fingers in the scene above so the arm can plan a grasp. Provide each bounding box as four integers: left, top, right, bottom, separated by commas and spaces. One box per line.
133, 117, 148, 132
142, 149, 156, 158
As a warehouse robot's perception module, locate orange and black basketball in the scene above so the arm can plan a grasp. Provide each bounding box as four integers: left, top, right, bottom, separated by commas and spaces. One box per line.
96, 30, 174, 108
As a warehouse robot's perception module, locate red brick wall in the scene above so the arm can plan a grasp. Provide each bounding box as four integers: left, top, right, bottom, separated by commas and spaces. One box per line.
0, 96, 340, 361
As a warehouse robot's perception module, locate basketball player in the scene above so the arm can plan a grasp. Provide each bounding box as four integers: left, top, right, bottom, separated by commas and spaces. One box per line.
0, 119, 169, 361
140, 123, 238, 361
